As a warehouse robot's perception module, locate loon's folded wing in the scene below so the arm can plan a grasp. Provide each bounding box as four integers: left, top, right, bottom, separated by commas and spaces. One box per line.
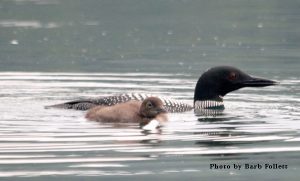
45, 93, 193, 113
45, 99, 98, 110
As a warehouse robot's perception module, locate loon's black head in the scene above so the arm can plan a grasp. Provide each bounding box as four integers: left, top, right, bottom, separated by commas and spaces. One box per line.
194, 66, 277, 109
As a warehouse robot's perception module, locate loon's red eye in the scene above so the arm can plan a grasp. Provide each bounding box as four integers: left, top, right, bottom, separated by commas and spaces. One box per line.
228, 72, 237, 80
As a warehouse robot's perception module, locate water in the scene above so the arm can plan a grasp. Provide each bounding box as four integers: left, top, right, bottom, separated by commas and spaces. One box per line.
0, 0, 300, 180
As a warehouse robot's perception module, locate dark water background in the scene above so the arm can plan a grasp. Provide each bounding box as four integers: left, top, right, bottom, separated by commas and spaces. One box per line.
0, 0, 299, 180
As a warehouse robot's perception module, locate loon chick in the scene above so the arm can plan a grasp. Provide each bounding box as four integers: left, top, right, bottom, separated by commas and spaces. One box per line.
47, 66, 277, 112
86, 97, 168, 130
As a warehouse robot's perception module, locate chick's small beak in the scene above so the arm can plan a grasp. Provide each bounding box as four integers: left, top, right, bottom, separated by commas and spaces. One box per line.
156, 108, 167, 113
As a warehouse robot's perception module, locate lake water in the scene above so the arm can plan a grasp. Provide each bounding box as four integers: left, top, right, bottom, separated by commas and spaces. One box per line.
0, 0, 300, 180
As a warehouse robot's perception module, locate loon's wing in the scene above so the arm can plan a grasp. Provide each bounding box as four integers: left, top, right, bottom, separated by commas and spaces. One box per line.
45, 99, 98, 110
45, 93, 193, 113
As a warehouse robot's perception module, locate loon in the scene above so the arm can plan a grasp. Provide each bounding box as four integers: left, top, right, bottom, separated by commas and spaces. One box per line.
46, 66, 277, 112
85, 97, 168, 130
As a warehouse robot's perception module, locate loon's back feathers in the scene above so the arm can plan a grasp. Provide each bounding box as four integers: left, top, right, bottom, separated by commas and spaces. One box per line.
47, 99, 96, 110
46, 93, 193, 113
46, 66, 277, 113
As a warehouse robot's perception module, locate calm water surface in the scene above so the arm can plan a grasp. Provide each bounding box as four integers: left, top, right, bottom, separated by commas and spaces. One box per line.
0, 0, 300, 180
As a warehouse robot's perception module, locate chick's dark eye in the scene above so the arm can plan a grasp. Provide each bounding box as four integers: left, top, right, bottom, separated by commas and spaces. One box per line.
228, 72, 237, 81
146, 102, 153, 108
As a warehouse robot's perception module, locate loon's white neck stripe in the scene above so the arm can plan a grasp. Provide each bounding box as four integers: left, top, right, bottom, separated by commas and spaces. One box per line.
194, 100, 224, 109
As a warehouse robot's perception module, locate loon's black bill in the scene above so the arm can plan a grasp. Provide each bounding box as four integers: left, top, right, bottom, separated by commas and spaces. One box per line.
241, 77, 278, 87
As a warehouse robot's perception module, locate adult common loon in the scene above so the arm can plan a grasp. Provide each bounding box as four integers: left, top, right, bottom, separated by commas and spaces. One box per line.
46, 66, 277, 112
86, 97, 168, 130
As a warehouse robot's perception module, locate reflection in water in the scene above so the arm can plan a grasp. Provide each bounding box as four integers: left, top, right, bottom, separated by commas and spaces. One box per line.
194, 108, 225, 117
197, 116, 232, 122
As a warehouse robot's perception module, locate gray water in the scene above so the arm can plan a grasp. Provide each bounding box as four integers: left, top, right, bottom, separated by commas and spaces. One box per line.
0, 0, 300, 180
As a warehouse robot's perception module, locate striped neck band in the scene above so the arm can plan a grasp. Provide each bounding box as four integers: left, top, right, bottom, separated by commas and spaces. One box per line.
194, 100, 224, 109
